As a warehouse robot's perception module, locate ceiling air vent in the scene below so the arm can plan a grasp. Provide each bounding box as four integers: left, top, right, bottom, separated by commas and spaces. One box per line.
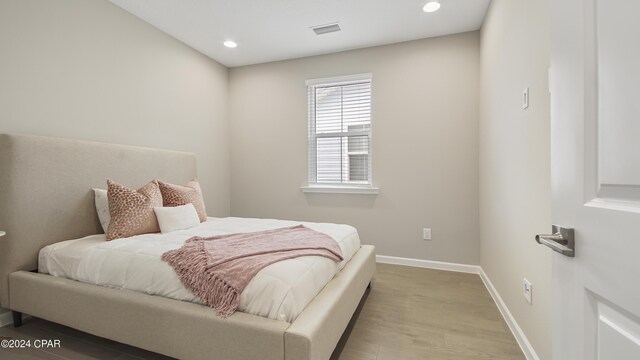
311, 23, 341, 35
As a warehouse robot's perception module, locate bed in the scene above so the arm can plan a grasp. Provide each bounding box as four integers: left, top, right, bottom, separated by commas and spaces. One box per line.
0, 133, 376, 360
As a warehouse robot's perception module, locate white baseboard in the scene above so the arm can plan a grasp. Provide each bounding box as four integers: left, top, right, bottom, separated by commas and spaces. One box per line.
479, 269, 540, 360
0, 310, 13, 327
376, 255, 481, 274
376, 255, 539, 360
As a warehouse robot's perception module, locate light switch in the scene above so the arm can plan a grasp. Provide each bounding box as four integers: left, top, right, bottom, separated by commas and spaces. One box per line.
523, 278, 532, 304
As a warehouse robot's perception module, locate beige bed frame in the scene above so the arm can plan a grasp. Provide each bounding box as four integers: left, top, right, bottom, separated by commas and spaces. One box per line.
0, 134, 375, 360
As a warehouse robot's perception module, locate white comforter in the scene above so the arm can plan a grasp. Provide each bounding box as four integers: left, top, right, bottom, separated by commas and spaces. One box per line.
38, 217, 361, 322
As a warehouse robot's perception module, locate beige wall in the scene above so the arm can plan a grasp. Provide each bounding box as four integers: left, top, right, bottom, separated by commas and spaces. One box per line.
229, 32, 480, 265
479, 0, 552, 359
0, 0, 230, 319
0, 0, 230, 216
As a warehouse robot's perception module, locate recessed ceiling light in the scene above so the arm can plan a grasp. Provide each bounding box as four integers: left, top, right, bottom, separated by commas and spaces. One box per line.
223, 40, 237, 48
423, 1, 441, 12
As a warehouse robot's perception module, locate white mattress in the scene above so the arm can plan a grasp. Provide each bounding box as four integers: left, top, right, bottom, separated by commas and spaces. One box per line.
38, 217, 361, 323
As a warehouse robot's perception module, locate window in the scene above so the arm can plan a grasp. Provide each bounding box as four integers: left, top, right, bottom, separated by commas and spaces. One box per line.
306, 74, 375, 192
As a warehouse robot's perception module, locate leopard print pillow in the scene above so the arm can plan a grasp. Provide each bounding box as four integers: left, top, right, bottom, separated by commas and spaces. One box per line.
157, 179, 207, 222
106, 180, 162, 240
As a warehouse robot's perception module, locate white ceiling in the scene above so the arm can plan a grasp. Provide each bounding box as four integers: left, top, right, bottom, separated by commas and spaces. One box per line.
111, 0, 491, 68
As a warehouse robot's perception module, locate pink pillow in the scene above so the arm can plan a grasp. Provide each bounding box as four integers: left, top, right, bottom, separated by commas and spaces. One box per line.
106, 180, 162, 240
158, 179, 207, 222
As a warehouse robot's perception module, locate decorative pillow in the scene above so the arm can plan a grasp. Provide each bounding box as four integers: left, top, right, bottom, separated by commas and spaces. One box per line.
154, 204, 200, 233
157, 179, 207, 222
93, 188, 110, 233
106, 180, 162, 240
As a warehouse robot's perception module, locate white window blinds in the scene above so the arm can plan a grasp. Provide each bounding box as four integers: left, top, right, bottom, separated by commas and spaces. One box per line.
307, 74, 372, 187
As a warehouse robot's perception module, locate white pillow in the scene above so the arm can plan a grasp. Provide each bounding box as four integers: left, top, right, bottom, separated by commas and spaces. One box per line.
154, 204, 200, 234
93, 188, 110, 234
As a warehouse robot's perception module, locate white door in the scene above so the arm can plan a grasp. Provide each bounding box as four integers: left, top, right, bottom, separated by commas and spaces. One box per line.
548, 0, 640, 359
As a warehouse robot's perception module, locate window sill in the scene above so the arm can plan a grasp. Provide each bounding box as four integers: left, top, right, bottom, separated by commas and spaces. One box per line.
301, 185, 380, 195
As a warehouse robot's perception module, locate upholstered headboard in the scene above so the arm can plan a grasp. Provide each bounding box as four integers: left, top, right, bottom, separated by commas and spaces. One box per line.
0, 134, 197, 308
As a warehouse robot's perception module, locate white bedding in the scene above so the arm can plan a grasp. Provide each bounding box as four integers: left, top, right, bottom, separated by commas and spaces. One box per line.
38, 217, 361, 323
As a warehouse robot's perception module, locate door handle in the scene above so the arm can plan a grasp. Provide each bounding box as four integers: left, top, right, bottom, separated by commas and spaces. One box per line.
535, 225, 575, 257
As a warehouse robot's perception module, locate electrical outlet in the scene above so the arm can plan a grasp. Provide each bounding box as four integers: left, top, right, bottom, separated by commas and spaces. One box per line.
523, 278, 532, 304
423, 228, 432, 240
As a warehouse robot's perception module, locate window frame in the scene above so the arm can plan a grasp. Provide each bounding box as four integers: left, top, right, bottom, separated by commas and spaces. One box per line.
303, 73, 378, 194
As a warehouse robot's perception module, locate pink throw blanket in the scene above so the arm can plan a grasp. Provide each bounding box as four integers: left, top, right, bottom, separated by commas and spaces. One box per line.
161, 225, 344, 317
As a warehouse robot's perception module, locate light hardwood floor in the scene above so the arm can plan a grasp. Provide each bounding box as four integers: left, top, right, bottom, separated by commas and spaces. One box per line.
334, 263, 525, 360
0, 264, 525, 360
